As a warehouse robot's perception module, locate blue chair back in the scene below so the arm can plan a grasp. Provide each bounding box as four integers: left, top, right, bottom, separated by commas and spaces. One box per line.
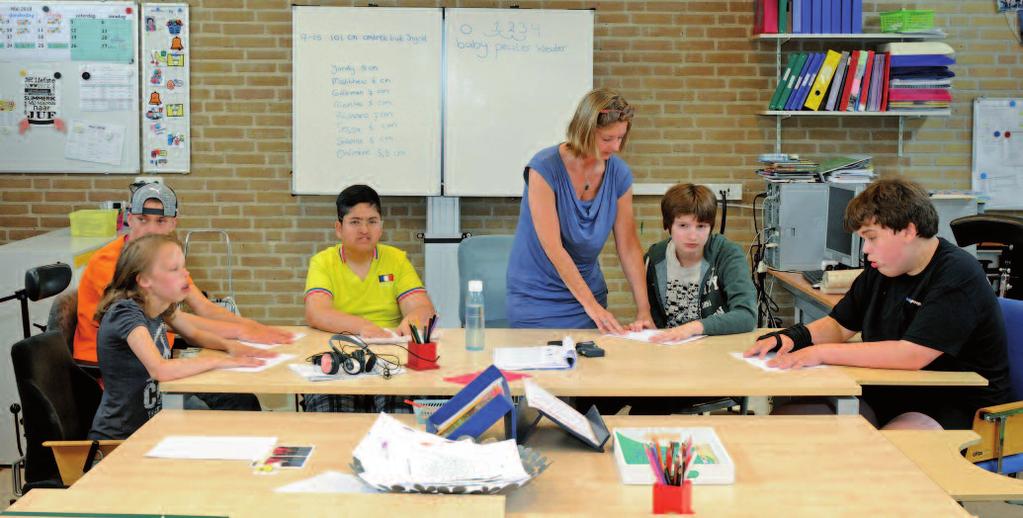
458, 235, 514, 328
999, 297, 1023, 401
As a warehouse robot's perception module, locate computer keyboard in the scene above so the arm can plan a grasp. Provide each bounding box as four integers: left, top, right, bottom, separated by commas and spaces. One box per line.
801, 270, 824, 285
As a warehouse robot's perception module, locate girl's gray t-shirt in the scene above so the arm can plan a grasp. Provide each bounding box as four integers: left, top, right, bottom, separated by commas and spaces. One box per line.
89, 298, 170, 440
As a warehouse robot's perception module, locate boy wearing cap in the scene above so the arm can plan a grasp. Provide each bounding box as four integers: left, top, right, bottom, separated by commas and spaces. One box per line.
745, 179, 1011, 430
74, 183, 294, 405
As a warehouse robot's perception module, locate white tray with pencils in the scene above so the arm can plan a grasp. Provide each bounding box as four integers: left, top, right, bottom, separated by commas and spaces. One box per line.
612, 427, 735, 485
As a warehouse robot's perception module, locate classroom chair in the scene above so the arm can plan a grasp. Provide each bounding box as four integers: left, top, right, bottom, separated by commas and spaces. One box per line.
45, 289, 100, 380
965, 297, 1023, 475
10, 331, 119, 493
458, 235, 513, 328
951, 214, 1023, 299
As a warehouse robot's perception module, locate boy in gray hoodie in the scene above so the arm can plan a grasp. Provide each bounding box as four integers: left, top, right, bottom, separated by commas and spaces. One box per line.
645, 183, 756, 341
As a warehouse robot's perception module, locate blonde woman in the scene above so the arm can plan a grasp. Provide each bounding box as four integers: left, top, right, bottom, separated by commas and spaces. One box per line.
89, 234, 272, 439
507, 88, 652, 332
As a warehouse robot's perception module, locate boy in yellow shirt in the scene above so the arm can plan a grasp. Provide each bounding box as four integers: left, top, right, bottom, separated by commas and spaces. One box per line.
303, 184, 436, 412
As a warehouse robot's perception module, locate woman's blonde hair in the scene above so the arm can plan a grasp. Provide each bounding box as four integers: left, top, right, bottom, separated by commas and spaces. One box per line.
565, 88, 634, 158
95, 233, 181, 323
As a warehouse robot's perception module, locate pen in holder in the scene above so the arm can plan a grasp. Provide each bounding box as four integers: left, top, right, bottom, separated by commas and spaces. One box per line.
407, 341, 439, 370
647, 437, 695, 515
407, 316, 439, 370
652, 481, 693, 515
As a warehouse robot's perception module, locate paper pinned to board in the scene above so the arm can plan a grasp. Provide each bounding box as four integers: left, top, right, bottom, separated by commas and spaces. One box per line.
64, 120, 124, 165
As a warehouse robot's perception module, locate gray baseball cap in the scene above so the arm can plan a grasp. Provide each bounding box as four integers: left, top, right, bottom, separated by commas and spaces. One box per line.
129, 182, 178, 217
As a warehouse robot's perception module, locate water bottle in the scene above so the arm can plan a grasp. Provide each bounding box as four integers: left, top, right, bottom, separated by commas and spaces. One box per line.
465, 280, 485, 351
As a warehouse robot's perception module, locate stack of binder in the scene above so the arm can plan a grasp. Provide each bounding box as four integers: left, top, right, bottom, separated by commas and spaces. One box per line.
768, 49, 891, 113
754, 0, 863, 35
880, 41, 955, 113
817, 154, 874, 183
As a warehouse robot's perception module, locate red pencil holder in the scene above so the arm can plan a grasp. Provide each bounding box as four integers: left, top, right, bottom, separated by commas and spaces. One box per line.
652, 481, 693, 515
407, 341, 439, 371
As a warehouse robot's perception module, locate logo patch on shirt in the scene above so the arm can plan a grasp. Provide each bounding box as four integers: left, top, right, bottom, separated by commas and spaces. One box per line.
378, 273, 395, 283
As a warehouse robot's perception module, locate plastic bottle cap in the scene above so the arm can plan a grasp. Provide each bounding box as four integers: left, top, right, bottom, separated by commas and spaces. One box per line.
468, 280, 483, 292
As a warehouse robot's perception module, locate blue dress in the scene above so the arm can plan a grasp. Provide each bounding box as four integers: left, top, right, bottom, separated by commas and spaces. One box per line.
506, 144, 633, 328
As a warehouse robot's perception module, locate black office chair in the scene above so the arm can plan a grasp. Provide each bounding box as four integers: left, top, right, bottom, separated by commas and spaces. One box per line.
45, 289, 101, 380
950, 214, 1023, 299
11, 331, 107, 492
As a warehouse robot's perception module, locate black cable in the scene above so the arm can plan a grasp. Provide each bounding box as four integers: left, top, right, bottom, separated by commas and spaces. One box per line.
718, 190, 728, 234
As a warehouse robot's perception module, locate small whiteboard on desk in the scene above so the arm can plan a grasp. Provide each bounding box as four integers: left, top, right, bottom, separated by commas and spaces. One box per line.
292, 6, 442, 196
443, 9, 593, 197
972, 98, 1023, 210
0, 1, 139, 173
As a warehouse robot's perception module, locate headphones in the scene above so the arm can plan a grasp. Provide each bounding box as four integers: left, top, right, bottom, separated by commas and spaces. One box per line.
309, 334, 391, 378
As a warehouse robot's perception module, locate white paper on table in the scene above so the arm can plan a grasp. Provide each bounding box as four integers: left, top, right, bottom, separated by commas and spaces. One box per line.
145, 435, 276, 461
610, 329, 707, 345
523, 379, 597, 445
64, 120, 125, 165
239, 332, 306, 350
729, 352, 825, 372
221, 353, 295, 373
275, 471, 378, 493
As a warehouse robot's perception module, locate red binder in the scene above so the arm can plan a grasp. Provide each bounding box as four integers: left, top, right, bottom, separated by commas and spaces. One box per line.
837, 50, 860, 111
857, 50, 875, 111
755, 0, 779, 34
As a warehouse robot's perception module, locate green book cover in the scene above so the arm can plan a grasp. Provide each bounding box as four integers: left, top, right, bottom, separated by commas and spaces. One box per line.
773, 52, 807, 110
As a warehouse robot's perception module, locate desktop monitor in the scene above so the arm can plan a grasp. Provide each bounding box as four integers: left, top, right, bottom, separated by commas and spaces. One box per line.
824, 183, 863, 268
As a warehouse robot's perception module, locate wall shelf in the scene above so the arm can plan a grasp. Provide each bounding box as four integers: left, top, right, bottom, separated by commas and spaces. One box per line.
755, 33, 949, 157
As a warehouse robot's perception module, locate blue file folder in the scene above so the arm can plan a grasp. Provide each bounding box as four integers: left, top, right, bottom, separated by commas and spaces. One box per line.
426, 365, 517, 441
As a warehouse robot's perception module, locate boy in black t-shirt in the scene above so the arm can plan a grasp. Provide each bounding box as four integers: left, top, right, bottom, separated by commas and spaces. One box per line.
745, 179, 1011, 430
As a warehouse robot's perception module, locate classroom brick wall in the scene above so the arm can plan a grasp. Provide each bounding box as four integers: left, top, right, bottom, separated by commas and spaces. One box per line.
1, 0, 1020, 326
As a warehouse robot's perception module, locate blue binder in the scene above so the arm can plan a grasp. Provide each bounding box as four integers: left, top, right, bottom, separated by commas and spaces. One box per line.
851, 0, 862, 33
830, 0, 841, 34
811, 0, 822, 34
840, 0, 852, 33
787, 52, 823, 111
820, 0, 832, 33
792, 0, 802, 33
426, 365, 517, 441
801, 0, 812, 34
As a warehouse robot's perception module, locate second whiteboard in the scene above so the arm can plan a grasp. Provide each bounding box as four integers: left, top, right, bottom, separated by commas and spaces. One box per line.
443, 9, 593, 197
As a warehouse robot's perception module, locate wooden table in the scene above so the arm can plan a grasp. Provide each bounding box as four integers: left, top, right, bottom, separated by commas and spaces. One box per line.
767, 269, 844, 323
8, 410, 969, 517
4, 487, 503, 517
883, 429, 1023, 501
161, 327, 864, 414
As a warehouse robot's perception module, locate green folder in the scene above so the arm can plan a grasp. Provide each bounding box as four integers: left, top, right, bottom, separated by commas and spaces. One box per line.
779, 0, 789, 33
772, 52, 807, 111
768, 53, 799, 110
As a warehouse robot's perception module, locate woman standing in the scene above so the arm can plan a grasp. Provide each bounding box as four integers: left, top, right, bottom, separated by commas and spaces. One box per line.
507, 88, 651, 332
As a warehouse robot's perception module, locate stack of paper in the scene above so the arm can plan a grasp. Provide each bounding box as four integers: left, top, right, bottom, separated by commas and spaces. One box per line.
880, 41, 955, 112
493, 344, 577, 371
817, 154, 874, 184
756, 154, 820, 183
353, 413, 531, 492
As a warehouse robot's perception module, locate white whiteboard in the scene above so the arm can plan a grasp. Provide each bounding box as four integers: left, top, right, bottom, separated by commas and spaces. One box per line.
443, 9, 593, 197
972, 98, 1023, 210
0, 1, 139, 173
292, 6, 442, 196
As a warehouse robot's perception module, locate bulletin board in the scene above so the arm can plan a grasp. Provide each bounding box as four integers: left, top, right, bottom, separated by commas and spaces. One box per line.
0, 1, 140, 173
972, 98, 1023, 210
141, 2, 188, 173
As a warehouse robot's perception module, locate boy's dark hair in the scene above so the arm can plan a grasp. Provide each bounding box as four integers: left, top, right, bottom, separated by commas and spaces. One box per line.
336, 184, 381, 221
844, 178, 938, 238
660, 183, 717, 230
